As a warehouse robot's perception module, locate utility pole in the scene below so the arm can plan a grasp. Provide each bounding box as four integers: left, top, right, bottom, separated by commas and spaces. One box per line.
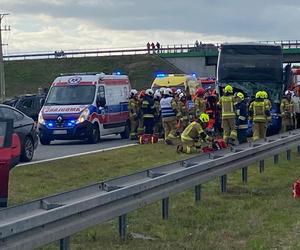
0, 13, 10, 103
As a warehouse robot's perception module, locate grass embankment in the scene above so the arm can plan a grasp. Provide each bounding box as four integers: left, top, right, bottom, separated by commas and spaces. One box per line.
8, 144, 300, 250
4, 55, 181, 97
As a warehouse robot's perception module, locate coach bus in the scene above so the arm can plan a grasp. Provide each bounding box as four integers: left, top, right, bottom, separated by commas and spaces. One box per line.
217, 43, 284, 135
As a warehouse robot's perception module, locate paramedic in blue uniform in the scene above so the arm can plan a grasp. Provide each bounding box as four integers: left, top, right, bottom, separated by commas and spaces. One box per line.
235, 92, 248, 144
141, 89, 155, 134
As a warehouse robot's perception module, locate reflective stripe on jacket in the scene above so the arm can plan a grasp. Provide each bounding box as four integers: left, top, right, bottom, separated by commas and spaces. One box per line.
160, 96, 176, 118
219, 95, 235, 119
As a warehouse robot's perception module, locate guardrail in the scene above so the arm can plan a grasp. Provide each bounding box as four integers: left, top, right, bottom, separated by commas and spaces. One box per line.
4, 40, 300, 61
1, 130, 300, 250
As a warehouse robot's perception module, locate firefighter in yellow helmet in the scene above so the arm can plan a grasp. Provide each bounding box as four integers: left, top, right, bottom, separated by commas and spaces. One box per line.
177, 113, 211, 154
280, 90, 294, 132
262, 91, 272, 123
249, 91, 271, 141
218, 84, 237, 144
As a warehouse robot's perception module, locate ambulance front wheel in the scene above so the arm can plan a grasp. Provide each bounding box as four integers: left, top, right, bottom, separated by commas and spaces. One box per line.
120, 121, 130, 139
40, 135, 51, 145
88, 124, 100, 144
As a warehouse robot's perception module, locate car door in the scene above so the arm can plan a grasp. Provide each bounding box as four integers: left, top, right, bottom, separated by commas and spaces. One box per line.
16, 98, 36, 120
0, 107, 28, 143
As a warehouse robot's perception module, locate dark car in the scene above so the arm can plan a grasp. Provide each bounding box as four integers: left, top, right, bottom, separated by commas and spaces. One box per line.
13, 94, 46, 121
0, 104, 38, 162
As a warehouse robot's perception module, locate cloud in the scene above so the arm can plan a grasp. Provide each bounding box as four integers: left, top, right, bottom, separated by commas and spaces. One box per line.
1, 0, 300, 52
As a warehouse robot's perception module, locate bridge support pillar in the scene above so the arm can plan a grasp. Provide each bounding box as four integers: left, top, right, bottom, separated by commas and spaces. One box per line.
274, 154, 279, 164
287, 149, 291, 161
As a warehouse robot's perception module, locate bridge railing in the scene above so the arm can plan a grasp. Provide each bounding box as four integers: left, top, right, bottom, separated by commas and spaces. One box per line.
3, 40, 300, 61
0, 130, 300, 250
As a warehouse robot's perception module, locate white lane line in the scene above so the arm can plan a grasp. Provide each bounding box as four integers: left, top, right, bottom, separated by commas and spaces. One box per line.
18, 143, 137, 167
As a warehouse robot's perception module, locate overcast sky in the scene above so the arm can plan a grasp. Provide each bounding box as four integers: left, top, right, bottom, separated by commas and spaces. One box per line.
1, 0, 299, 54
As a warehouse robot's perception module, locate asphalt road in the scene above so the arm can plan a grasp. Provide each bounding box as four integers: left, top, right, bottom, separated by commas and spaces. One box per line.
19, 135, 136, 166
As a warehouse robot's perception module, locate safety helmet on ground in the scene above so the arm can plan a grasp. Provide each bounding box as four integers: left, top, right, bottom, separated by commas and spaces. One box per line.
145, 89, 154, 96
224, 85, 233, 93
164, 88, 173, 96
154, 92, 161, 99
236, 92, 244, 100
179, 93, 185, 100
199, 113, 209, 123
130, 89, 138, 97
255, 91, 264, 99
196, 87, 205, 97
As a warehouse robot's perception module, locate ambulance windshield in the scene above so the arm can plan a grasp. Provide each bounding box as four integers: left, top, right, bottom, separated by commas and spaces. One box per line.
45, 85, 96, 105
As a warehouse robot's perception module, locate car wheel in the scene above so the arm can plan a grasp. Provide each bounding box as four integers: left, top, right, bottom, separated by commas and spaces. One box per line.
88, 124, 100, 144
120, 120, 130, 139
21, 137, 34, 162
40, 136, 51, 145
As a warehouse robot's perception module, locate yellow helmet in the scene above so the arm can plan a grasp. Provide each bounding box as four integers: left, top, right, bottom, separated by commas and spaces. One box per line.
236, 92, 244, 100
255, 91, 264, 99
199, 113, 209, 123
262, 91, 268, 99
224, 85, 233, 93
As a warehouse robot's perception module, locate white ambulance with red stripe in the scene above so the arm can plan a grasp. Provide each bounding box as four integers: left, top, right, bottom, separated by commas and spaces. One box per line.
38, 72, 130, 145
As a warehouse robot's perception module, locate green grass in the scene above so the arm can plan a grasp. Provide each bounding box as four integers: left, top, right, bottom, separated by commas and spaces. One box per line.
4, 55, 181, 97
8, 144, 300, 249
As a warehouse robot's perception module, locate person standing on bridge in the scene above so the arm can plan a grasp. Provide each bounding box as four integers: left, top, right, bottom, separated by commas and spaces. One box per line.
146, 42, 151, 54
151, 42, 155, 54
249, 91, 271, 141
156, 42, 161, 53
218, 84, 237, 145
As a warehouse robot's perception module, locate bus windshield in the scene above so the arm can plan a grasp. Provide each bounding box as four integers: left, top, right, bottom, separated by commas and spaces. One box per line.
45, 85, 96, 105
217, 43, 284, 103
218, 44, 283, 83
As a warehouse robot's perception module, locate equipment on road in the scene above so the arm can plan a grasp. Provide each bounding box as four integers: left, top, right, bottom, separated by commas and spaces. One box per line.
138, 134, 158, 144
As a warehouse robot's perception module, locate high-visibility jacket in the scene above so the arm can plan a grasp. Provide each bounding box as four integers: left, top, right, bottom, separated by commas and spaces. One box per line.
160, 96, 177, 118
280, 98, 294, 118
219, 95, 235, 119
178, 101, 189, 121
249, 100, 270, 123
128, 97, 139, 119
235, 100, 248, 129
194, 97, 206, 116
181, 121, 209, 141
141, 95, 155, 118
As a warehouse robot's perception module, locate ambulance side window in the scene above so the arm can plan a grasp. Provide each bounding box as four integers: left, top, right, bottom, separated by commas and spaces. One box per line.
96, 86, 106, 107
97, 86, 105, 98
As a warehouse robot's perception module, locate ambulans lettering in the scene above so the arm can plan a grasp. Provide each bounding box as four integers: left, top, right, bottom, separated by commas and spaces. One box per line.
43, 105, 88, 114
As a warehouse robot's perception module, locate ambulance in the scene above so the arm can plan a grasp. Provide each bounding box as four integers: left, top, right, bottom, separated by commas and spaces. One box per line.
38, 72, 131, 145
151, 74, 200, 96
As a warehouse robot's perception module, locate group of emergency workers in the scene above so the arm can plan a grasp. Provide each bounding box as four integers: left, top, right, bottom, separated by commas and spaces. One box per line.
128, 83, 296, 154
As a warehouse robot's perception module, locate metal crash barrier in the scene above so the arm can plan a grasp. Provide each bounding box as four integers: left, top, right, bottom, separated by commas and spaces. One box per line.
1, 130, 300, 249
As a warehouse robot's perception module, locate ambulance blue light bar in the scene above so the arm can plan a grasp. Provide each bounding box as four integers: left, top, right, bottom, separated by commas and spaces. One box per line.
156, 73, 166, 78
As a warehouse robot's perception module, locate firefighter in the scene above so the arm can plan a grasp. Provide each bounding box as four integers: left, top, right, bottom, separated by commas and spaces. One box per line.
160, 88, 178, 144
177, 113, 211, 154
153, 91, 162, 136
280, 90, 294, 132
128, 89, 139, 140
262, 91, 272, 123
137, 90, 145, 135
194, 87, 206, 117
218, 84, 237, 144
249, 91, 271, 141
177, 93, 189, 133
234, 92, 248, 144
141, 89, 155, 135
205, 89, 219, 134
